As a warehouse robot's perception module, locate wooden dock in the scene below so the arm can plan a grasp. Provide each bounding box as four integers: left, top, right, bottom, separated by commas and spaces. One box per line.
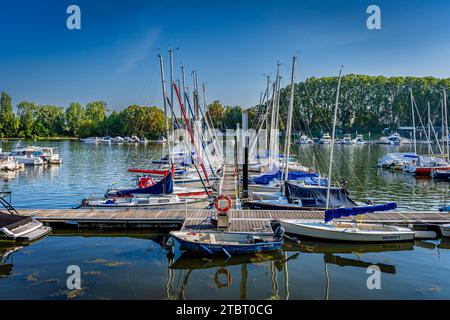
18, 208, 450, 233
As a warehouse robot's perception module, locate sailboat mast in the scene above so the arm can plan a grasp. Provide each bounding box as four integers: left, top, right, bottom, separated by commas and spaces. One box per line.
283, 56, 297, 182
326, 67, 343, 210
158, 54, 171, 159
410, 88, 417, 154
428, 101, 431, 155
445, 89, 449, 159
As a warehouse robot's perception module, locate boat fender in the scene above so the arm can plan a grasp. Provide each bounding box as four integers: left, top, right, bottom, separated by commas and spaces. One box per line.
274, 226, 285, 239
214, 267, 232, 288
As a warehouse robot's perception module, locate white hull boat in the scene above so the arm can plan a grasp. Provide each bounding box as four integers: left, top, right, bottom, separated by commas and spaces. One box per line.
278, 220, 414, 242
82, 195, 208, 209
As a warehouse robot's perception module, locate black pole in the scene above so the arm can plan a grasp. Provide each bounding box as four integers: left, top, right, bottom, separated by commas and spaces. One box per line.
243, 138, 249, 199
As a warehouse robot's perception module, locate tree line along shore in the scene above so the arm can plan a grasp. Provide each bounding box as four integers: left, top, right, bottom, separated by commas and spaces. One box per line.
1, 75, 449, 139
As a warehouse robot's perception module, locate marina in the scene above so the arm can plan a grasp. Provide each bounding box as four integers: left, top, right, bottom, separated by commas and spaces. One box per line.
2, 0, 450, 303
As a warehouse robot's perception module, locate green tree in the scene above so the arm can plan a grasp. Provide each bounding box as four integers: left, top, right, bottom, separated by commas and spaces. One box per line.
85, 101, 107, 123
224, 105, 243, 129
16, 101, 37, 138
0, 92, 17, 137
206, 100, 224, 128
65, 102, 85, 136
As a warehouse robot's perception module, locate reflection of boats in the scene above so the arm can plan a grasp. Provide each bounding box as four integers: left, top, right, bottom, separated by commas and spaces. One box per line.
438, 238, 450, 249
286, 240, 414, 254
431, 169, 450, 180
169, 251, 285, 270
170, 230, 284, 256
0, 245, 23, 277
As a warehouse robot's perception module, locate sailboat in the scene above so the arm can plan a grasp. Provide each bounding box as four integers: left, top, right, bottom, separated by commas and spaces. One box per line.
269, 67, 413, 242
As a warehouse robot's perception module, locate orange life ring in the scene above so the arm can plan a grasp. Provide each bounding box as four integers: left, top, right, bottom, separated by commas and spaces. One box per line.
214, 195, 232, 214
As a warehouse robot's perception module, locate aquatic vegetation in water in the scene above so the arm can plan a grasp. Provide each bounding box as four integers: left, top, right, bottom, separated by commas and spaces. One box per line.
83, 271, 102, 277
84, 258, 131, 267
26, 272, 39, 282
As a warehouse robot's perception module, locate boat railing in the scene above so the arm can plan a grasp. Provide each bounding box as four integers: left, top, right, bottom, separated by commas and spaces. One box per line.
0, 192, 19, 215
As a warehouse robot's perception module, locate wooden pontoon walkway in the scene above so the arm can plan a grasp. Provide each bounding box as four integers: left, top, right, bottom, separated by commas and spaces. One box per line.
18, 208, 450, 232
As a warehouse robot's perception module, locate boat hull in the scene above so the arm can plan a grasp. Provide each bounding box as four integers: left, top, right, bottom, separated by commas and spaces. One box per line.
278, 220, 414, 242
440, 224, 450, 237
170, 232, 283, 256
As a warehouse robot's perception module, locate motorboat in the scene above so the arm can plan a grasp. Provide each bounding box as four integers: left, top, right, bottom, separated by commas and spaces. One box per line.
319, 133, 332, 144
81, 194, 208, 209
387, 133, 402, 145
342, 134, 353, 145
377, 153, 417, 169
80, 137, 99, 144
277, 219, 414, 242
377, 136, 391, 144
111, 136, 124, 144
37, 147, 62, 164
100, 136, 112, 144
169, 230, 284, 257
157, 136, 167, 144
296, 134, 313, 145
403, 155, 450, 175
0, 155, 18, 171
9, 147, 44, 166
353, 134, 366, 145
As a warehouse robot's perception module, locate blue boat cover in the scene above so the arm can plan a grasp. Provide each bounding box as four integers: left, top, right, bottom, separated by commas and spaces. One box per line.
249, 169, 318, 185
324, 202, 397, 222
285, 182, 357, 208
302, 177, 329, 186
117, 172, 173, 196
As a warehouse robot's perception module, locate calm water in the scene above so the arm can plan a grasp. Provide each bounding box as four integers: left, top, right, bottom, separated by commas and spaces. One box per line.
1, 140, 450, 299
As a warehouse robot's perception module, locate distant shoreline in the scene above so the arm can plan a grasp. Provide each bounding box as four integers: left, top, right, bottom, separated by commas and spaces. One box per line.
0, 137, 79, 141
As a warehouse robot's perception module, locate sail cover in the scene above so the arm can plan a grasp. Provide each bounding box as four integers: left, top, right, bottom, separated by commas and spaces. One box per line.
116, 172, 173, 196
249, 169, 318, 185
324, 202, 397, 223
285, 182, 357, 208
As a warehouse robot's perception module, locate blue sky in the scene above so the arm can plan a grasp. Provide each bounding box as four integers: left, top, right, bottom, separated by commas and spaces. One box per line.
1, 0, 450, 111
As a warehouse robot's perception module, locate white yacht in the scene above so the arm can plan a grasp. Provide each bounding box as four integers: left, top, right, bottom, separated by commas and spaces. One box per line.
80, 137, 99, 144
342, 134, 353, 145
353, 134, 366, 145
111, 136, 124, 143
296, 134, 313, 145
387, 133, 402, 145
9, 147, 44, 166
319, 133, 332, 144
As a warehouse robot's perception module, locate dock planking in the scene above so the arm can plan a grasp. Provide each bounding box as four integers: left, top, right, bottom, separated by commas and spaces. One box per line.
17, 208, 450, 232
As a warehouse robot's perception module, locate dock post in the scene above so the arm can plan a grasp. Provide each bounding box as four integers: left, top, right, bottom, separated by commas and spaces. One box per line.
242, 112, 249, 199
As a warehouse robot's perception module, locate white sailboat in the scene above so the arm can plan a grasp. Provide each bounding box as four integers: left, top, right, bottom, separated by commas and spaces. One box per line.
274, 66, 413, 243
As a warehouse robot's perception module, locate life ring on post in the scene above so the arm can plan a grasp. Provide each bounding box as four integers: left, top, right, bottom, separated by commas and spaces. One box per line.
214, 195, 232, 214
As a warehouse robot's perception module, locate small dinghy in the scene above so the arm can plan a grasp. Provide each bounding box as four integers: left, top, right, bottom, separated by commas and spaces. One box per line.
169, 230, 284, 257
278, 220, 414, 243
